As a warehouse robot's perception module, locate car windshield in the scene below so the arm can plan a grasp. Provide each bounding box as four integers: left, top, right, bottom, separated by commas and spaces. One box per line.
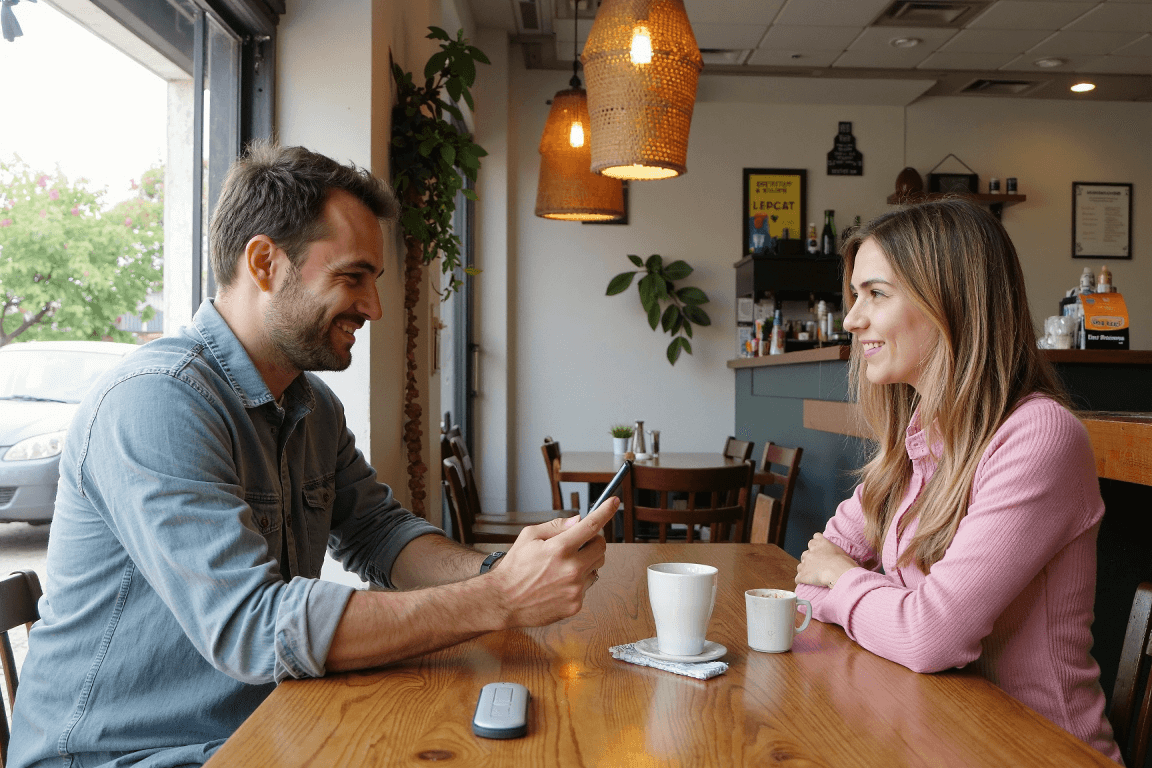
0, 348, 130, 403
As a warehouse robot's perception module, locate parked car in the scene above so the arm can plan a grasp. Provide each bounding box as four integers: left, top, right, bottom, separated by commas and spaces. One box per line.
0, 340, 138, 524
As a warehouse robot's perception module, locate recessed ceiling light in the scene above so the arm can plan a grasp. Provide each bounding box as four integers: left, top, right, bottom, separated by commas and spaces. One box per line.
1033, 58, 1065, 68
890, 37, 922, 48
1070, 82, 1096, 93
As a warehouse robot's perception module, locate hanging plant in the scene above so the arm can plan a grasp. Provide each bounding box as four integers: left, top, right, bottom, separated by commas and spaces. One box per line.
606, 254, 711, 365
391, 27, 489, 517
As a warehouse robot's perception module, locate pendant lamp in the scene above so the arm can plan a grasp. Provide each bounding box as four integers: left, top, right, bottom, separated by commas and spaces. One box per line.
535, 16, 625, 221
581, 0, 702, 180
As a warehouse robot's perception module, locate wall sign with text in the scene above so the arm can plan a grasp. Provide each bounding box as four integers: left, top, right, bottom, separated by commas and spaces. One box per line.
1073, 182, 1132, 260
827, 122, 863, 176
743, 168, 807, 255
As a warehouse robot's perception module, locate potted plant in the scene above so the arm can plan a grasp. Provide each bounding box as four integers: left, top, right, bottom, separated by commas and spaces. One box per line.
609, 424, 634, 454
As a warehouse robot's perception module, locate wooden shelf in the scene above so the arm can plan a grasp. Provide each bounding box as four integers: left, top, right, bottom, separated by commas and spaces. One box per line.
886, 191, 1027, 206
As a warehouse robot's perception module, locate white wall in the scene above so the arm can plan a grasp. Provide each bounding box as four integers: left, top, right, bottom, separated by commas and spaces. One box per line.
490, 55, 1152, 514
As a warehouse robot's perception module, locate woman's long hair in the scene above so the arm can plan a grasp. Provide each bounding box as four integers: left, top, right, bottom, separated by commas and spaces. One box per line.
843, 198, 1067, 572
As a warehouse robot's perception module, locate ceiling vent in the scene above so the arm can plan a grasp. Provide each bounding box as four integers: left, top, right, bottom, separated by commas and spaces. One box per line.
700, 48, 750, 66
960, 78, 1045, 96
873, 1, 990, 28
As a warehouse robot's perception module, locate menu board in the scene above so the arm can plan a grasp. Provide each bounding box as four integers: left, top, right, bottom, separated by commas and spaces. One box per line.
743, 168, 806, 253
1073, 182, 1132, 259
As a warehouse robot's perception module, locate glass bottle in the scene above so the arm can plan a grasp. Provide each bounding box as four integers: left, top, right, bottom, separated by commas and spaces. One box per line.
821, 210, 837, 258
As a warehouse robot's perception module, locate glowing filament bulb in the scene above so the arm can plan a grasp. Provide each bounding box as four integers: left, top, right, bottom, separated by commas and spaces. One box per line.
569, 121, 585, 148
630, 25, 652, 64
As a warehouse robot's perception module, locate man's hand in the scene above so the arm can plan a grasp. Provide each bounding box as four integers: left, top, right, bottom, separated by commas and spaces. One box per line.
486, 497, 617, 629
795, 532, 858, 590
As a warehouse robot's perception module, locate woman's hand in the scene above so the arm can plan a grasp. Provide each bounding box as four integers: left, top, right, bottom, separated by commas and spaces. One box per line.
796, 533, 859, 590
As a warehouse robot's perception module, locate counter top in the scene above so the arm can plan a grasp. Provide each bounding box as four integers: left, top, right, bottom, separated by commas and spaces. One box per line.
729, 348, 1152, 369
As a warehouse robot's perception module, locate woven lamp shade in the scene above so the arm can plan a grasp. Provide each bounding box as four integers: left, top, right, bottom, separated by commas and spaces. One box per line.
535, 86, 625, 221
581, 0, 702, 180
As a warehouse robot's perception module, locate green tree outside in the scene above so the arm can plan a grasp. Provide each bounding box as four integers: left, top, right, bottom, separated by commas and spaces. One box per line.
0, 158, 164, 346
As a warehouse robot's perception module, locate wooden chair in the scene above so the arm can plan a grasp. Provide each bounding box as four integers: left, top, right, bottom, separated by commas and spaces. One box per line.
2, 569, 42, 767
622, 463, 754, 544
442, 459, 523, 546
447, 435, 560, 530
749, 493, 780, 546
541, 437, 579, 512
752, 442, 803, 548
1109, 582, 1152, 768
723, 436, 755, 462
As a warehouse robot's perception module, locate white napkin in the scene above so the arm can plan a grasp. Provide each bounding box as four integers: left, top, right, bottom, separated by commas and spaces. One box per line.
609, 643, 728, 680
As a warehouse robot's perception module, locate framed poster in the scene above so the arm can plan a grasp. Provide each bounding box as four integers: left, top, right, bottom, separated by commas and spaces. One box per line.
743, 168, 806, 255
1073, 182, 1132, 260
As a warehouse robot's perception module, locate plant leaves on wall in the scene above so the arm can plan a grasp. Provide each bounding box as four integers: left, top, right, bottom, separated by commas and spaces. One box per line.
606, 254, 711, 365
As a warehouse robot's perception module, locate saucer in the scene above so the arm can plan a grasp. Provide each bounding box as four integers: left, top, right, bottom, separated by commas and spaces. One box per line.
634, 637, 727, 663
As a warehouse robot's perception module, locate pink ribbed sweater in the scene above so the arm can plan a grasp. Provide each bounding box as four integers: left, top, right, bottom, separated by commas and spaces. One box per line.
796, 396, 1122, 762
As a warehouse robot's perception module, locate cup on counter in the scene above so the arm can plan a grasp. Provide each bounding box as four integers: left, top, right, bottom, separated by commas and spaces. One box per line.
745, 589, 812, 653
1045, 315, 1075, 349
647, 563, 717, 656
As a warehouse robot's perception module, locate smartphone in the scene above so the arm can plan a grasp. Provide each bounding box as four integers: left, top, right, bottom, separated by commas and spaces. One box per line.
583, 459, 632, 518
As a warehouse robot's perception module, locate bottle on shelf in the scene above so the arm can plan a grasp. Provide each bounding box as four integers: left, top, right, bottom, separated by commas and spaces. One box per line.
806, 223, 819, 255
841, 215, 861, 248
1097, 265, 1112, 293
821, 210, 837, 258
1079, 267, 1095, 295
770, 308, 784, 355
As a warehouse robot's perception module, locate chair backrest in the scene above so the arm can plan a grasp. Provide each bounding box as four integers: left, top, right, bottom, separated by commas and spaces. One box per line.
448, 435, 484, 518
622, 463, 754, 543
1110, 582, 1152, 768
442, 410, 452, 434
443, 456, 478, 546
755, 442, 804, 548
540, 437, 579, 512
723, 436, 755, 462
1, 569, 42, 766
749, 493, 781, 546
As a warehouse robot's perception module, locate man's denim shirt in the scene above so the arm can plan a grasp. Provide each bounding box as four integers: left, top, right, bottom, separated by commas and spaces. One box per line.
10, 300, 440, 768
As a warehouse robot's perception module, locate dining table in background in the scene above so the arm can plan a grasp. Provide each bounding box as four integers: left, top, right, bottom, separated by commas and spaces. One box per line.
557, 451, 745, 484
203, 544, 1113, 768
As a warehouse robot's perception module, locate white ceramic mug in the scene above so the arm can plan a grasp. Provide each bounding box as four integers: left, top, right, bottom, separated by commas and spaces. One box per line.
745, 588, 812, 653
647, 563, 718, 656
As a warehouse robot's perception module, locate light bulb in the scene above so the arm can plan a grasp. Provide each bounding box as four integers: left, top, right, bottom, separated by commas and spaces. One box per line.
1070, 82, 1096, 93
630, 25, 652, 65
569, 121, 585, 148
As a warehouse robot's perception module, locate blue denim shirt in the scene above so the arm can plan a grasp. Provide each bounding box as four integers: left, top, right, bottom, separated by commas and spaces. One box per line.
9, 300, 441, 768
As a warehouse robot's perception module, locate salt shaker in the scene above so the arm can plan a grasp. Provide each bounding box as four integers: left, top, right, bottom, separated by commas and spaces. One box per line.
630, 421, 647, 456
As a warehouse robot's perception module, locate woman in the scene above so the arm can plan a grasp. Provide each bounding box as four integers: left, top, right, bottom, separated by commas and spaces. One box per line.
794, 198, 1121, 762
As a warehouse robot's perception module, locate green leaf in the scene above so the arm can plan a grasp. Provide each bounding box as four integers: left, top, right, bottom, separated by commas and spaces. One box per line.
424, 51, 449, 79
683, 321, 694, 338
462, 89, 475, 111
645, 254, 663, 272
661, 304, 677, 333
464, 267, 483, 275
468, 46, 491, 65
680, 337, 693, 355
653, 274, 669, 301
663, 260, 692, 281
461, 188, 478, 201
627, 254, 644, 268
606, 271, 636, 296
670, 311, 683, 336
677, 286, 709, 305
667, 337, 683, 365
683, 304, 711, 326
647, 301, 660, 330
427, 26, 451, 41
459, 56, 476, 86
440, 145, 456, 166
638, 274, 656, 311
446, 78, 462, 103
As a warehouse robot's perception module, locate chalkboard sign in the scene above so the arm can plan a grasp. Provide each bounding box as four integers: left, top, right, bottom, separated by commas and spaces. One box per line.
827, 122, 863, 176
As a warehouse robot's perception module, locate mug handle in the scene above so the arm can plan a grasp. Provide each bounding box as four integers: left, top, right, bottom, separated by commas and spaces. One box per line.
795, 599, 812, 633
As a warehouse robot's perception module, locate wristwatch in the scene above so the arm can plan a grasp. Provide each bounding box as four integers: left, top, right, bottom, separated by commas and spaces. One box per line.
479, 551, 506, 575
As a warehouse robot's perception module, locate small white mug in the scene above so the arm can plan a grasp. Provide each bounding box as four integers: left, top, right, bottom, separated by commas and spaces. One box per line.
745, 588, 812, 653
647, 563, 718, 656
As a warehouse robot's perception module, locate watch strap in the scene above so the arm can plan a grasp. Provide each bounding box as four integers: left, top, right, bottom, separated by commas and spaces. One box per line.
480, 551, 506, 575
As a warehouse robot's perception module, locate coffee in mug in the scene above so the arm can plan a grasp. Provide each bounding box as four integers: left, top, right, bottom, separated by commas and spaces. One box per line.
745, 588, 812, 653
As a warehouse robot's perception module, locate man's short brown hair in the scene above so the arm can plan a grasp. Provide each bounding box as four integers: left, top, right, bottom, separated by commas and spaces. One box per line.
209, 141, 399, 288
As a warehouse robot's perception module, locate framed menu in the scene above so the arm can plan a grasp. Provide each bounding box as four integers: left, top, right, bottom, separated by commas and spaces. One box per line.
743, 168, 806, 255
1073, 182, 1132, 260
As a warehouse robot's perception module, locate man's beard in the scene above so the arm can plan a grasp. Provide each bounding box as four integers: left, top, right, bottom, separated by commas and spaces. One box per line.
265, 266, 353, 372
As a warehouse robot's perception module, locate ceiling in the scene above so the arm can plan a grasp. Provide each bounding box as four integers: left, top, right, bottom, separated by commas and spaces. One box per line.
468, 0, 1152, 101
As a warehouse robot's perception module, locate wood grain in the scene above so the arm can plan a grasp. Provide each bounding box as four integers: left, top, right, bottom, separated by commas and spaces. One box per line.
802, 399, 871, 440
1083, 414, 1152, 486
206, 545, 1114, 768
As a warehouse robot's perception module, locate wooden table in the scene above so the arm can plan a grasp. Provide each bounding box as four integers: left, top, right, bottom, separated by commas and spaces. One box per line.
205, 544, 1113, 767
558, 452, 743, 483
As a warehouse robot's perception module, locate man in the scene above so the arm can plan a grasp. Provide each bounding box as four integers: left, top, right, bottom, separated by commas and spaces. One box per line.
9, 144, 615, 768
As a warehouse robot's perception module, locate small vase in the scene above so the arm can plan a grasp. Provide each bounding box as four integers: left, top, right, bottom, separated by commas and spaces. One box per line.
613, 437, 630, 454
